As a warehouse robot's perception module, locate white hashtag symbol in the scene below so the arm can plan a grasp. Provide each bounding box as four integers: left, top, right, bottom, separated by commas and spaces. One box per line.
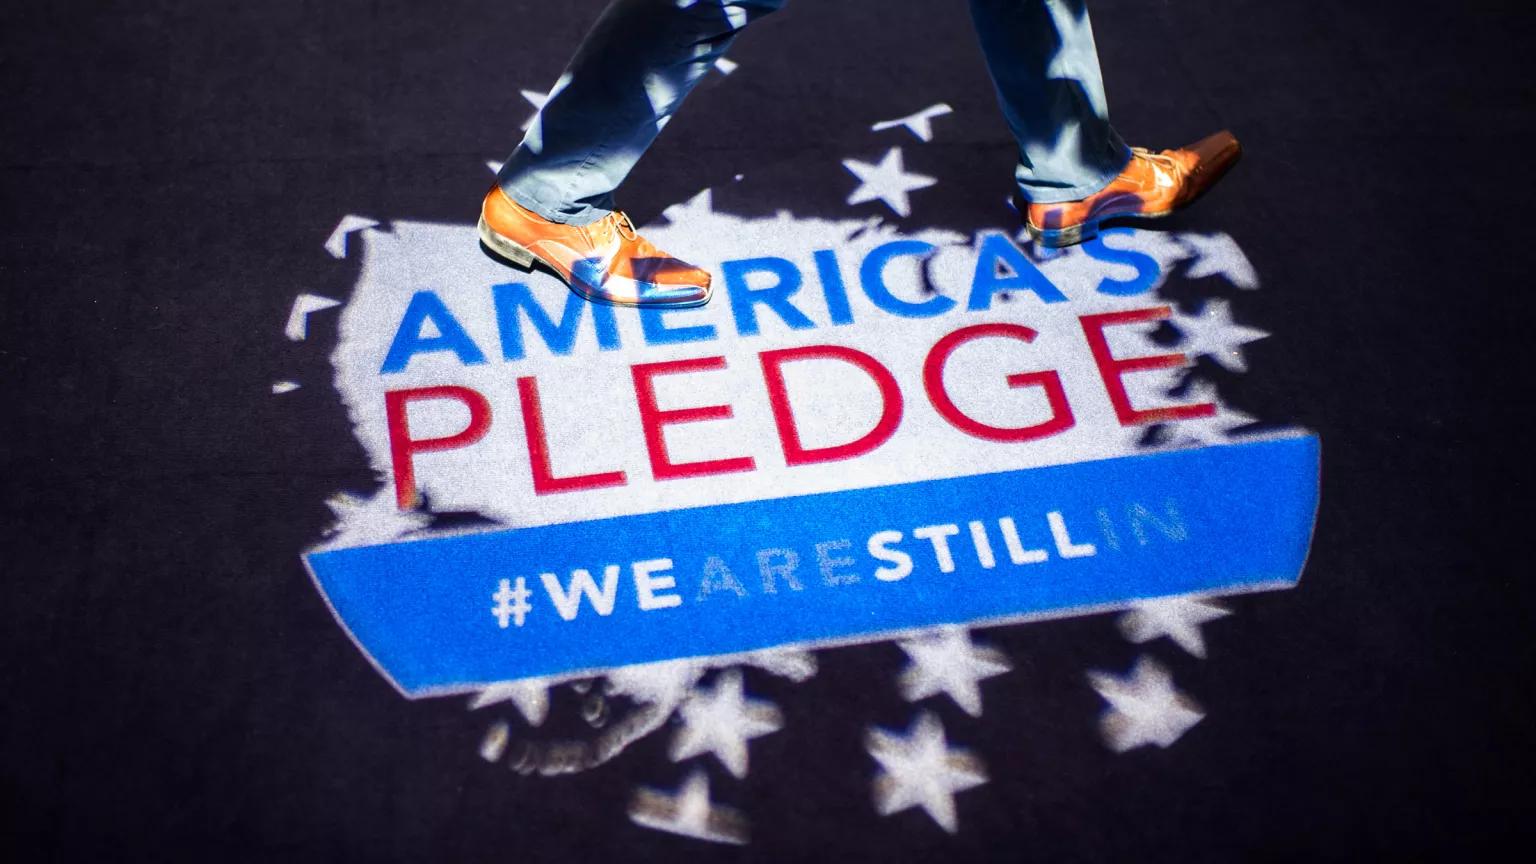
491, 577, 532, 629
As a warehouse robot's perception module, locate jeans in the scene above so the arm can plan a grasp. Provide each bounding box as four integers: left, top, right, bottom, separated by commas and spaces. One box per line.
498, 0, 1132, 226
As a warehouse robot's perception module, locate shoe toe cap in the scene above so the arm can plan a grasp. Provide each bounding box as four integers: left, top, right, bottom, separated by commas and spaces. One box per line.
573, 258, 712, 307
1188, 129, 1242, 165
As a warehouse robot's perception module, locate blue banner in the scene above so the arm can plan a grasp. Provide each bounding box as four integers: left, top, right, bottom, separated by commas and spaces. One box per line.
306, 435, 1318, 697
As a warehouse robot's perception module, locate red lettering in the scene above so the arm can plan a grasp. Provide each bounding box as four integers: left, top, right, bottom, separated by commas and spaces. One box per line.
1078, 308, 1214, 425
631, 356, 756, 480
759, 345, 903, 465
385, 385, 492, 509
923, 323, 1074, 442
517, 376, 627, 495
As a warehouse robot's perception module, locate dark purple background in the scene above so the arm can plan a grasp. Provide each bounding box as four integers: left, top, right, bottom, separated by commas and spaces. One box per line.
2, 0, 1530, 859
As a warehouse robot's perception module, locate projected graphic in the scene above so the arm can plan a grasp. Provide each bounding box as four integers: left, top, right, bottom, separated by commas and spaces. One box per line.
291, 101, 1313, 842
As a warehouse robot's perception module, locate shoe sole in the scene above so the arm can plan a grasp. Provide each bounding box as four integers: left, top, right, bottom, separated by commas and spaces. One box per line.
477, 214, 539, 268
1024, 208, 1175, 249
477, 215, 711, 309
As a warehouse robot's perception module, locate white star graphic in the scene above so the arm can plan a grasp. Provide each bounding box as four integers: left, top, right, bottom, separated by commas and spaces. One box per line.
1044, 6, 1106, 113
1088, 656, 1204, 752
842, 147, 936, 217
1028, 120, 1094, 193
896, 627, 1012, 717
736, 647, 818, 682
322, 489, 429, 548
1178, 232, 1259, 290
629, 769, 749, 845
285, 292, 342, 339
866, 711, 987, 833
518, 88, 550, 131
322, 216, 378, 260
1117, 596, 1231, 658
606, 659, 704, 707
1162, 401, 1260, 447
643, 70, 684, 132
669, 669, 782, 778
1130, 228, 1206, 273
1120, 365, 1193, 414
870, 103, 953, 142
1174, 377, 1220, 408
468, 679, 551, 726
1172, 299, 1269, 373
518, 73, 573, 155
660, 188, 714, 226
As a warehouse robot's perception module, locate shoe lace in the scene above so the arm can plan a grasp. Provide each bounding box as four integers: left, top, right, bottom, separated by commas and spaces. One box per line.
580, 210, 640, 251
615, 211, 640, 241
1131, 146, 1180, 173
599, 210, 638, 241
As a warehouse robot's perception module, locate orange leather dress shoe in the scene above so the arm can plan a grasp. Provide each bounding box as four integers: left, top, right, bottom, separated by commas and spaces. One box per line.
1024, 130, 1242, 248
479, 186, 712, 307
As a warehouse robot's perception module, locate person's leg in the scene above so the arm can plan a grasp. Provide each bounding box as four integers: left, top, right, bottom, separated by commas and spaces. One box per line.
969, 0, 1240, 247
497, 0, 786, 226
482, 1, 788, 306
967, 0, 1131, 204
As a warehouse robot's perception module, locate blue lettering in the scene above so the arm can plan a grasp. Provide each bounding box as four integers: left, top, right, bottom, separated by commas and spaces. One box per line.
723, 257, 814, 336
860, 240, 954, 318
492, 282, 618, 360
813, 249, 855, 326
1083, 227, 1160, 296
379, 290, 486, 374
640, 305, 717, 345
966, 231, 1066, 309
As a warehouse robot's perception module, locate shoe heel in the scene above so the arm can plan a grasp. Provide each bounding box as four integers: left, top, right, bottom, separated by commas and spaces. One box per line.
477, 216, 537, 269
1029, 218, 1097, 249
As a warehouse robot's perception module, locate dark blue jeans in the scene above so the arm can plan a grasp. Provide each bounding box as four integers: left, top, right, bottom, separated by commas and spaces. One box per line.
499, 0, 1130, 225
